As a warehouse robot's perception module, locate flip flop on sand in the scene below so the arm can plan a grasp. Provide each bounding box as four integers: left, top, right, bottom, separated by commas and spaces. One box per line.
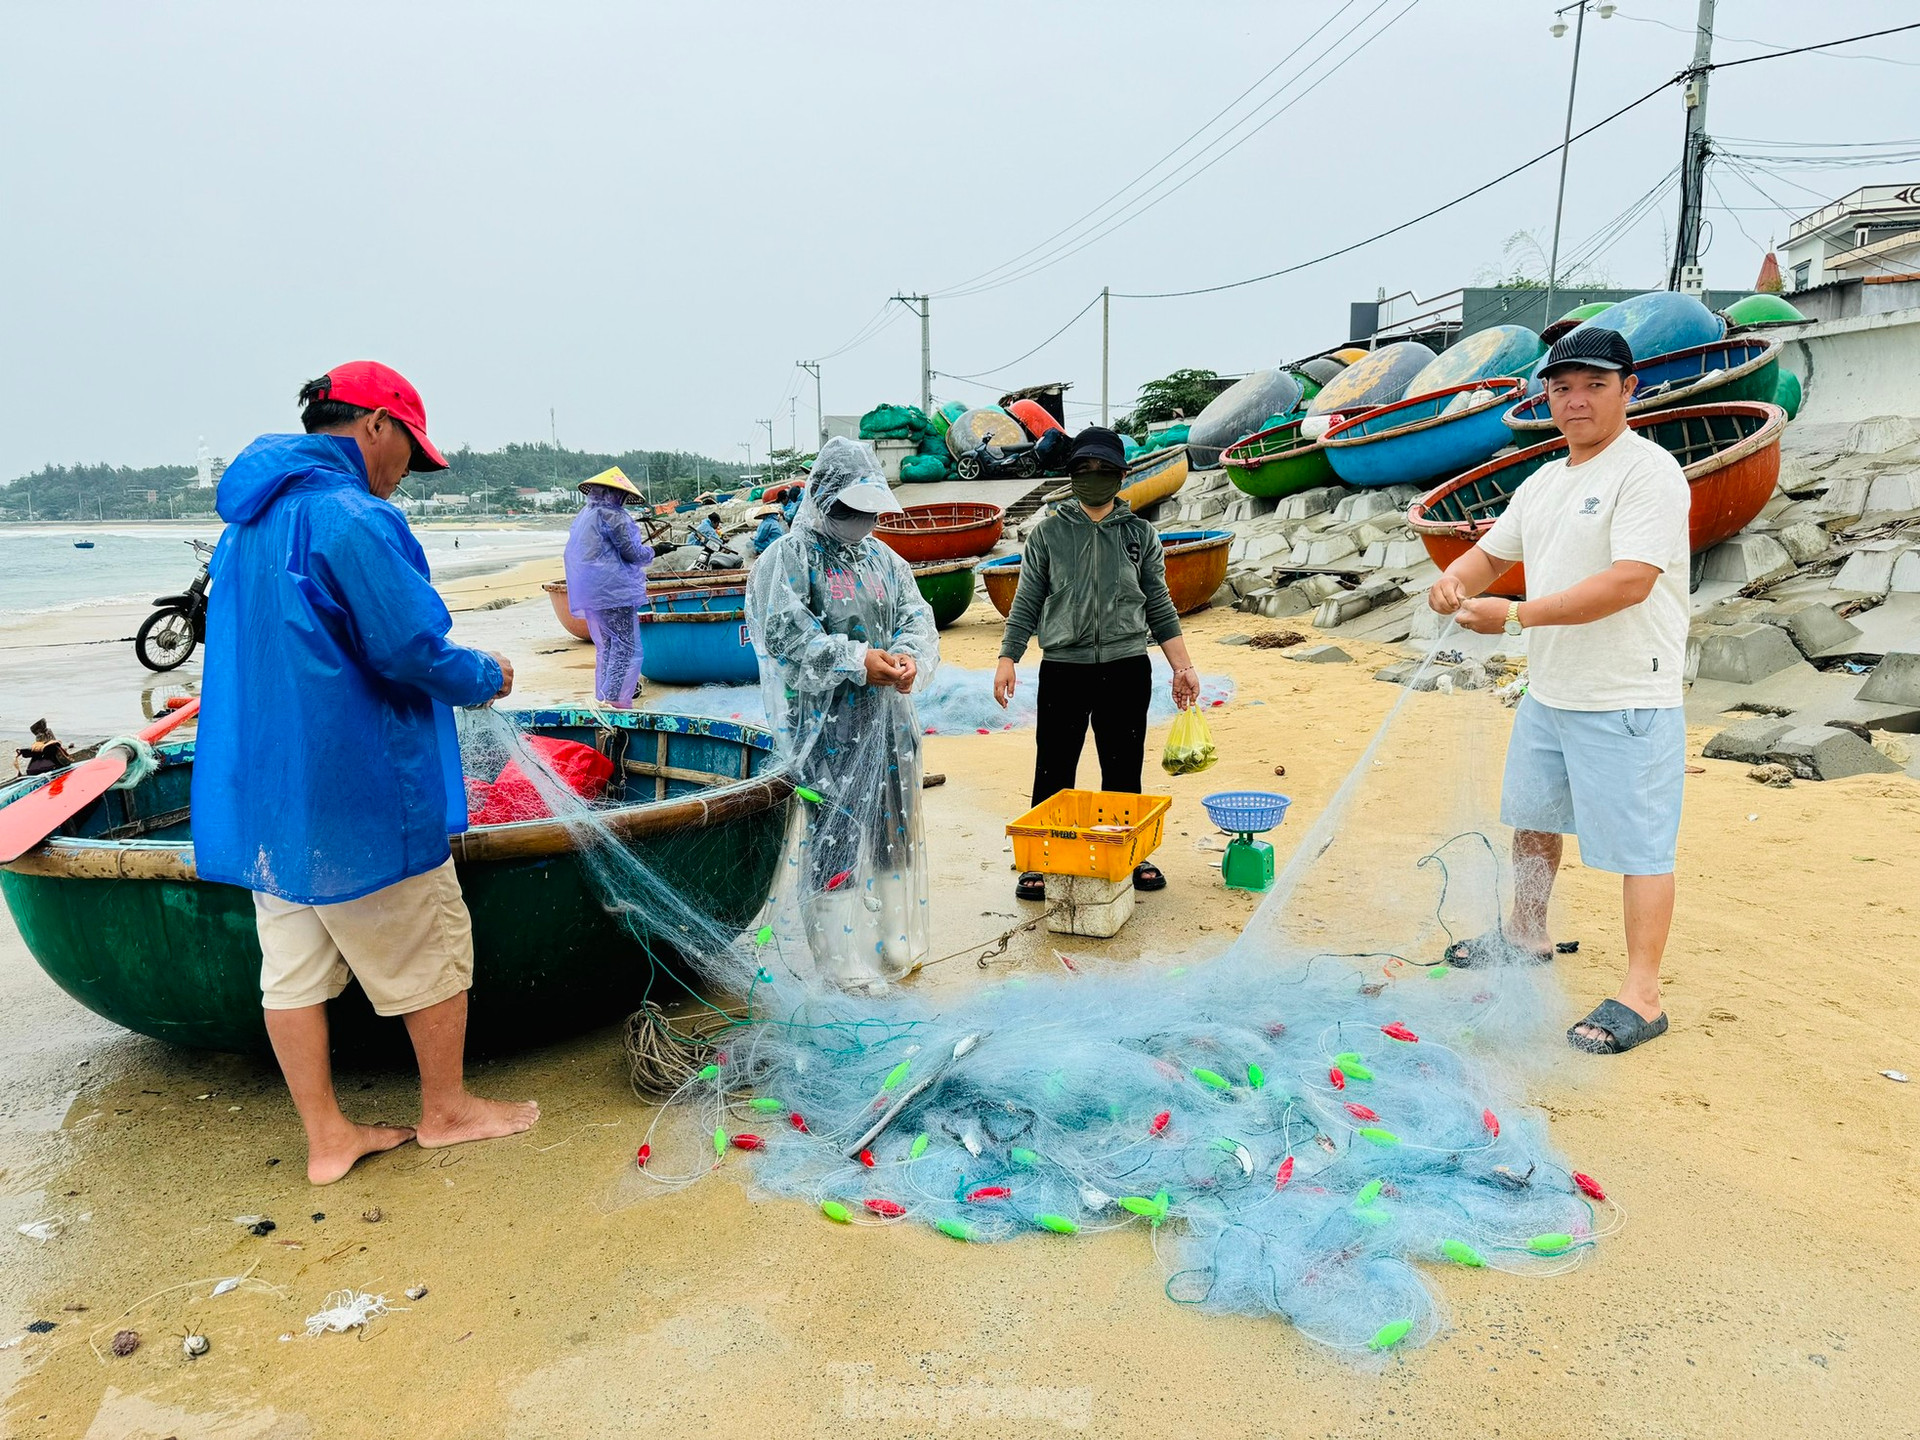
1015, 872, 1046, 902
1442, 931, 1552, 969
1132, 862, 1166, 892
1567, 998, 1669, 1055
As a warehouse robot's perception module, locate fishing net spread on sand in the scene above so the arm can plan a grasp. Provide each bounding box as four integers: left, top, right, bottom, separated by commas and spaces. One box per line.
456, 628, 1616, 1359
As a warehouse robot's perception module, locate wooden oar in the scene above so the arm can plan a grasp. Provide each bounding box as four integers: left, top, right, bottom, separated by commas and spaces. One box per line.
0, 699, 201, 864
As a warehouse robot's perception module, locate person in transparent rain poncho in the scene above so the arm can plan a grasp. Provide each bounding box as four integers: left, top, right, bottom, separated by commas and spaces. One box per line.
746, 438, 939, 992
563, 466, 656, 707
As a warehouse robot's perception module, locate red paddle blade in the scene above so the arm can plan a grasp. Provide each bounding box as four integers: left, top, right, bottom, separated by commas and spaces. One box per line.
0, 699, 199, 865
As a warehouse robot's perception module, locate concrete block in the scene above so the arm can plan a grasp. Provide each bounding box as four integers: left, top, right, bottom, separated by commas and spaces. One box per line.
1756, 599, 1864, 658
1287, 643, 1352, 663
1312, 592, 1373, 627
1700, 533, 1794, 585
1766, 724, 1901, 781
1690, 622, 1803, 684
1332, 491, 1398, 525
1381, 538, 1428, 569
1239, 584, 1315, 618
1374, 660, 1418, 685
1859, 652, 1920, 706
1866, 472, 1920, 517
1359, 541, 1387, 568
1045, 872, 1136, 937
1702, 717, 1795, 763
1190, 467, 1231, 494
1177, 491, 1229, 523
1300, 574, 1348, 602
1775, 521, 1833, 565
1815, 475, 1871, 522
1305, 533, 1358, 567
1242, 532, 1295, 565
1354, 520, 1393, 551
1892, 551, 1920, 593
1844, 416, 1920, 456
1274, 487, 1337, 521
1698, 597, 1771, 627
1209, 583, 1240, 609
1831, 543, 1907, 594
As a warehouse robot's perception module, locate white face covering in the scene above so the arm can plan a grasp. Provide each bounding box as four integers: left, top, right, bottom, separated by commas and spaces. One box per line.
823, 503, 877, 545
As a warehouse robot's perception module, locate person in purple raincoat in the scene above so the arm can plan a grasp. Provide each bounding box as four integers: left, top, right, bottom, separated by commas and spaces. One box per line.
564, 466, 655, 708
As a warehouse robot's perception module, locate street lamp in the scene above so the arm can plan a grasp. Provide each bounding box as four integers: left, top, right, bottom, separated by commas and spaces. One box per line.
1544, 1, 1614, 326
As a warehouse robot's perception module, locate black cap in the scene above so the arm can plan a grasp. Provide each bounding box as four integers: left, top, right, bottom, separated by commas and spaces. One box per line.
1539, 325, 1635, 378
1068, 426, 1127, 472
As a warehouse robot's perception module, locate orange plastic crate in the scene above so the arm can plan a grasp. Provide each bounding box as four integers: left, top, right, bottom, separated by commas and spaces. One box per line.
1005, 790, 1172, 881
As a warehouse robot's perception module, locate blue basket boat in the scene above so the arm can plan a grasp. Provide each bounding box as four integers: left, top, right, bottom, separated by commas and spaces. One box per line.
637, 586, 757, 686
1320, 379, 1525, 490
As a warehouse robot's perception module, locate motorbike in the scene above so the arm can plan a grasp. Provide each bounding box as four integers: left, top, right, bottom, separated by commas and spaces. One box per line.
135, 539, 214, 672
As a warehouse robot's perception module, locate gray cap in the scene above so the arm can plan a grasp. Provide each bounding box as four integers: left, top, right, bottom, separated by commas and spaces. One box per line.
1539, 325, 1636, 377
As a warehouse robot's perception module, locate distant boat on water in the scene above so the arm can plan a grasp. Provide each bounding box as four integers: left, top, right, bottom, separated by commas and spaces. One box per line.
72, 540, 95, 549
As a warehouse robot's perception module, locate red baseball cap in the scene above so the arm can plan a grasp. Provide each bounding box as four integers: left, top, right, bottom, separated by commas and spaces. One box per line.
311, 360, 449, 471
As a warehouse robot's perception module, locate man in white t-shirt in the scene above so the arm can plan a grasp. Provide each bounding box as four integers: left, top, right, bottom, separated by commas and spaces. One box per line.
1427, 326, 1689, 1056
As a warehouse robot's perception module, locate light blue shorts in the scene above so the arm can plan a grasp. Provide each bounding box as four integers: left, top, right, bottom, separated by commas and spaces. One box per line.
1500, 694, 1685, 876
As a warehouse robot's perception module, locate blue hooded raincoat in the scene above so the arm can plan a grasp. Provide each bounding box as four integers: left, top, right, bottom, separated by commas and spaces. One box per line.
192, 434, 503, 905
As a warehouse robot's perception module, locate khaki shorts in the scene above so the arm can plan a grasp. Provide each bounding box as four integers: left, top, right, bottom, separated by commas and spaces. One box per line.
254, 859, 475, 1016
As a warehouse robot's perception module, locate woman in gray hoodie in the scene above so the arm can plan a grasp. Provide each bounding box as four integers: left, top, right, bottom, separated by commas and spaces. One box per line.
993, 427, 1200, 901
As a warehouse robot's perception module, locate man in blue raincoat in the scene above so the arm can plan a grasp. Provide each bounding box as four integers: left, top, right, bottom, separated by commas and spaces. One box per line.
194, 361, 538, 1184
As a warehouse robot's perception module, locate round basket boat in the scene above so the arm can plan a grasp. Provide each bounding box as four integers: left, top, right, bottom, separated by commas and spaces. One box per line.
1221, 417, 1338, 499
979, 530, 1230, 619
1409, 401, 1787, 600
0, 709, 792, 1057
874, 502, 1006, 563
1120, 445, 1190, 511
1321, 378, 1526, 490
637, 587, 757, 686
1504, 337, 1781, 439
545, 568, 753, 642
912, 558, 978, 630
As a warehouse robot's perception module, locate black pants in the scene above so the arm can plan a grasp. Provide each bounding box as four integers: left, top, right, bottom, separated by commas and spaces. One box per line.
1030, 655, 1152, 809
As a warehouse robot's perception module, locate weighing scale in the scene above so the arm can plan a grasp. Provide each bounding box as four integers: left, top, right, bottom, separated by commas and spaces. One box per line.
1201, 791, 1292, 893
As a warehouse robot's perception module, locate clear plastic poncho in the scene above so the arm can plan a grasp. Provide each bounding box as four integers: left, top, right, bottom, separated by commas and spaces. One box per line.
563, 489, 655, 615
745, 438, 940, 991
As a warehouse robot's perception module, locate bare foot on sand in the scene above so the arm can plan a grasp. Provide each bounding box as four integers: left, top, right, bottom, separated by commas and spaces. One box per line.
417, 1095, 539, 1150
308, 1122, 416, 1186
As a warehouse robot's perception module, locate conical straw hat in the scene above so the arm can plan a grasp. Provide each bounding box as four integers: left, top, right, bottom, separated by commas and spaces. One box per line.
578, 465, 641, 497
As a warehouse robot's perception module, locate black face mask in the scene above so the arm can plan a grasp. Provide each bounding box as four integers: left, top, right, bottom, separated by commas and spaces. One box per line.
1071, 468, 1124, 508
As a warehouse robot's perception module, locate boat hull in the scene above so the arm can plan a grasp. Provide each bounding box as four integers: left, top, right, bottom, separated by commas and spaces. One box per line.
1410, 402, 1787, 600
979, 531, 1229, 619
1322, 379, 1525, 490
913, 559, 977, 629
0, 711, 792, 1056
638, 588, 756, 685
1119, 447, 1190, 511
1505, 338, 1781, 439
1221, 420, 1337, 498
875, 502, 1006, 563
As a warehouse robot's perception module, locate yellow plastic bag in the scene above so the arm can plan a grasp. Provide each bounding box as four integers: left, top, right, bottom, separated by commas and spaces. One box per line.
1161, 705, 1218, 776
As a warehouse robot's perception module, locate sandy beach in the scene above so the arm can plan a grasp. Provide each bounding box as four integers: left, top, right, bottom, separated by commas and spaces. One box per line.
3, 562, 1918, 1439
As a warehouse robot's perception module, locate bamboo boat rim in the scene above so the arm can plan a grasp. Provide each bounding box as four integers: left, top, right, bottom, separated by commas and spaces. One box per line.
2, 722, 795, 882
1219, 419, 1323, 470
1504, 337, 1782, 433
1321, 379, 1525, 450
1408, 401, 1787, 539
911, 557, 986, 578
1125, 445, 1186, 478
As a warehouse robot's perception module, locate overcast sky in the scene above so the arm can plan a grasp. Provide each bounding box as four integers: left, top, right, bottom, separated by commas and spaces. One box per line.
1, 1, 1913, 478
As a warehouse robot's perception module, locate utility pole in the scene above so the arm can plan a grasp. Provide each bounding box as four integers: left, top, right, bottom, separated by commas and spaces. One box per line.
798, 360, 824, 447
758, 418, 775, 468
1543, 3, 1614, 325
891, 294, 931, 414
1100, 286, 1111, 426
789, 396, 797, 452
1667, 0, 1716, 294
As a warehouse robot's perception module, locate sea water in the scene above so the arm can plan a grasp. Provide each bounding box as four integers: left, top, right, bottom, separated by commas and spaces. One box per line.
0, 526, 560, 617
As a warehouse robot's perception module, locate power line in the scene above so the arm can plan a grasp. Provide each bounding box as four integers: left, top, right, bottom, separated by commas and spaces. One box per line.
1704, 21, 1920, 71
928, 0, 1372, 300
941, 0, 1424, 300
933, 292, 1105, 383
1113, 71, 1678, 300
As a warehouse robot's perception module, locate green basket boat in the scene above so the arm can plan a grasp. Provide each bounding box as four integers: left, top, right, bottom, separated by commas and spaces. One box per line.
0, 709, 794, 1057
912, 558, 978, 630
1220, 417, 1339, 499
